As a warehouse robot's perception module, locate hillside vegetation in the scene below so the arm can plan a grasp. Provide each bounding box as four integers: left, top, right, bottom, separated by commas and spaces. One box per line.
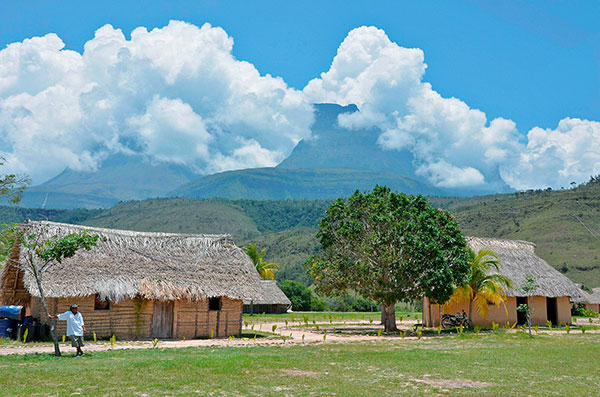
1, 178, 598, 286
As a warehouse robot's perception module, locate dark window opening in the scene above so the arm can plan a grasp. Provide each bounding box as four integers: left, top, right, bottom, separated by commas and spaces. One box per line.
209, 297, 221, 311
94, 294, 110, 310
546, 297, 558, 325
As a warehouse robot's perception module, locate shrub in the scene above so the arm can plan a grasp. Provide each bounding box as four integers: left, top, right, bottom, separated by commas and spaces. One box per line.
310, 295, 329, 311
280, 280, 312, 311
572, 304, 599, 318
324, 294, 378, 312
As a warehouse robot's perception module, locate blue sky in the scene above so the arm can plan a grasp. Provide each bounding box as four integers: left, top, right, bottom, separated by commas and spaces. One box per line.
3, 0, 598, 132
0, 1, 599, 189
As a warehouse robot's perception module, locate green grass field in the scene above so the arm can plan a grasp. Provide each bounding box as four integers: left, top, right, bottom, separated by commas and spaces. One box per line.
1, 333, 599, 395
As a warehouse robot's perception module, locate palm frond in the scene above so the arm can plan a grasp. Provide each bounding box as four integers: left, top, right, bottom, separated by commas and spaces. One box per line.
449, 247, 512, 320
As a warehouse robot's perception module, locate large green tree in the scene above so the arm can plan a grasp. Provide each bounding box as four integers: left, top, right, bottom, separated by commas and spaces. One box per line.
306, 185, 471, 332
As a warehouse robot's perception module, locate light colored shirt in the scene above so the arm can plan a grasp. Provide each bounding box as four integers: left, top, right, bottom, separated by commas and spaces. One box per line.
57, 311, 84, 336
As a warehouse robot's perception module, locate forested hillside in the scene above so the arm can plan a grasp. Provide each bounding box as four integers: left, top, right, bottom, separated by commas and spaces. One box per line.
1, 178, 599, 287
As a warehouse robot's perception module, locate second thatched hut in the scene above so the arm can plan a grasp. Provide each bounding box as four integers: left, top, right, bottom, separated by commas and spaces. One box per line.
423, 237, 584, 327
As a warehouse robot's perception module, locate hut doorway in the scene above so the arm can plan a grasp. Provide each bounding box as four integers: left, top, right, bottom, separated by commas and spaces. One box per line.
546, 297, 558, 326
151, 301, 174, 338
516, 297, 527, 325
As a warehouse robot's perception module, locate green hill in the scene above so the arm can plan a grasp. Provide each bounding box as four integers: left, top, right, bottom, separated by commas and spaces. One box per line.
168, 167, 442, 200
438, 180, 600, 287
1, 178, 599, 287
81, 198, 260, 238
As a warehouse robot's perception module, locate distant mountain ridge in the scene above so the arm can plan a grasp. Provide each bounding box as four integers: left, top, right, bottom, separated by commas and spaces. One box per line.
19, 154, 198, 209
278, 103, 416, 176
168, 167, 442, 200
18, 103, 513, 209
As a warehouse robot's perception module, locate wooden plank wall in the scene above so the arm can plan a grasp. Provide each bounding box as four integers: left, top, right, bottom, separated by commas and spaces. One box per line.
32, 296, 154, 339
31, 295, 243, 339
174, 297, 242, 339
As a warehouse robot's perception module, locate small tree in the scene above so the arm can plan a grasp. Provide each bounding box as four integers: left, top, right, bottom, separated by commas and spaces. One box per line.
306, 186, 471, 332
9, 227, 101, 356
517, 274, 539, 337
447, 248, 512, 324
244, 243, 280, 280
0, 158, 30, 204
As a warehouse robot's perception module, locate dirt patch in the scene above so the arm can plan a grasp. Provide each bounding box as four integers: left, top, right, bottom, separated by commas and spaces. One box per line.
411, 376, 489, 389
280, 369, 320, 376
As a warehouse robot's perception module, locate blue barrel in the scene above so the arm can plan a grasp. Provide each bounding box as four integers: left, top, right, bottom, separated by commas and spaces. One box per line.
0, 305, 25, 321
0, 319, 16, 339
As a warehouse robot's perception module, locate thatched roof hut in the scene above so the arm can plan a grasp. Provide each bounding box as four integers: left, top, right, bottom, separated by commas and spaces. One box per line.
466, 237, 583, 299
243, 280, 291, 314
424, 236, 584, 327
1, 220, 264, 305
1, 221, 266, 339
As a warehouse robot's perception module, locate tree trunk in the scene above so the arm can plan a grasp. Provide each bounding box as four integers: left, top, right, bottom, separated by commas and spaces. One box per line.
35, 275, 61, 356
526, 297, 532, 337
382, 304, 397, 332
380, 304, 385, 325
468, 299, 474, 326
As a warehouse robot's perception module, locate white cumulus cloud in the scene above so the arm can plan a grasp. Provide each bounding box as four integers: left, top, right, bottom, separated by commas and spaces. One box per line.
304, 26, 600, 190
503, 118, 600, 189
0, 21, 314, 183
1, 22, 598, 191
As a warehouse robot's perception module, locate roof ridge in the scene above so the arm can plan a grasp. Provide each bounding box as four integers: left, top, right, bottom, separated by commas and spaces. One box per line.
23, 220, 233, 240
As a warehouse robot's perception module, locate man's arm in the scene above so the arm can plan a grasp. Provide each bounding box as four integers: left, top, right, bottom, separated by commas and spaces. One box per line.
52, 312, 69, 321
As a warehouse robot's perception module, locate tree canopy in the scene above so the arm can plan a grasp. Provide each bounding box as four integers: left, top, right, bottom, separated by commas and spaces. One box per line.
306, 185, 471, 331
447, 248, 512, 320
0, 158, 30, 204
244, 243, 280, 280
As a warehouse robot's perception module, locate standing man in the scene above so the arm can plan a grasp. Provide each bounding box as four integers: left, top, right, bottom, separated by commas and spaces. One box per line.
49, 304, 86, 356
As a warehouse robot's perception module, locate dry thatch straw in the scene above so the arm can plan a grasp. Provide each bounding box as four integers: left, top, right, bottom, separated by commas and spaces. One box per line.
571, 284, 600, 305
243, 280, 291, 306
467, 236, 584, 299
590, 288, 600, 304
1, 221, 266, 304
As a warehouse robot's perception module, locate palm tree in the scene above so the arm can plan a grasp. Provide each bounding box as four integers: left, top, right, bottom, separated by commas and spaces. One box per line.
244, 243, 280, 280
447, 248, 512, 323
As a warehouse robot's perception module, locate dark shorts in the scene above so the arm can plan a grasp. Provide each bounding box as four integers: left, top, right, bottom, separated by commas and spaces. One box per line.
70, 335, 84, 347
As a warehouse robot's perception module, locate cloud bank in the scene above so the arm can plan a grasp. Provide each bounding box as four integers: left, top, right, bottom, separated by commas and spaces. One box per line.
1, 22, 598, 190
305, 26, 600, 190
0, 21, 313, 182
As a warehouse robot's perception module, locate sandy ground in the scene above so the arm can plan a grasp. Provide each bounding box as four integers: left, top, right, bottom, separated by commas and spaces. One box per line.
0, 317, 598, 356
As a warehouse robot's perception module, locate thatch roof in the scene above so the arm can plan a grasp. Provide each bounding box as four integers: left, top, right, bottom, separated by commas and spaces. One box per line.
571, 284, 600, 305
1, 221, 266, 303
467, 237, 583, 299
591, 288, 600, 304
243, 280, 291, 306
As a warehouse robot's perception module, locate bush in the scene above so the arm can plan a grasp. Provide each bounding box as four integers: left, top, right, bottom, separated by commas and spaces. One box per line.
324, 294, 378, 312
280, 280, 312, 311
572, 303, 599, 318
310, 295, 329, 311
